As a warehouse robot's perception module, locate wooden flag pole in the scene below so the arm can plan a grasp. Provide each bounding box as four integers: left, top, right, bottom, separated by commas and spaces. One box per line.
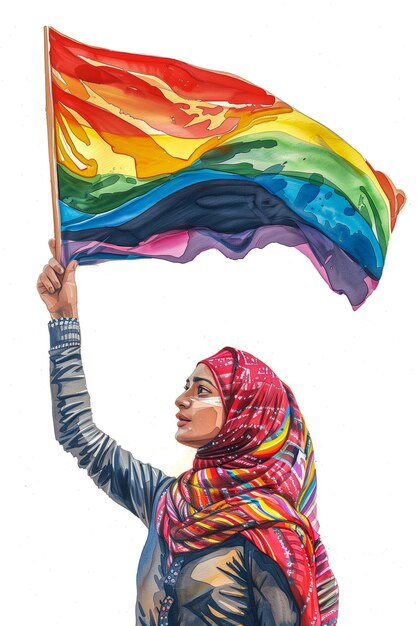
43, 25, 61, 263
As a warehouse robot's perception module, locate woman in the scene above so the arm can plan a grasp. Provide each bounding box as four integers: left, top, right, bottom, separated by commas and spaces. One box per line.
38, 240, 339, 626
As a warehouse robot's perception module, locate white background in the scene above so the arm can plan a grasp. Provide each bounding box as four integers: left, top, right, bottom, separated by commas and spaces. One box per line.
1, 1, 415, 624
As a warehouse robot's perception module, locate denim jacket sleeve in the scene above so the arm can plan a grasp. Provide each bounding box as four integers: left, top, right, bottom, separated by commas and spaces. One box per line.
48, 317, 173, 528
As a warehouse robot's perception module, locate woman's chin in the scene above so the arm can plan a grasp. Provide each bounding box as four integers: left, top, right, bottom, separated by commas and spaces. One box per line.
175, 429, 200, 448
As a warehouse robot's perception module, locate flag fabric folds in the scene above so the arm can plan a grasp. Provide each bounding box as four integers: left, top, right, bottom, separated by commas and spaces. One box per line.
46, 27, 405, 308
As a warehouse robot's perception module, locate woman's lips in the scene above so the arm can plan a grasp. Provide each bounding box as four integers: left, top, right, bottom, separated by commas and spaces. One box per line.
176, 413, 191, 428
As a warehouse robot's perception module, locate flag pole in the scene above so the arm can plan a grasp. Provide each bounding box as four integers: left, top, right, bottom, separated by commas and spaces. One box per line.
43, 25, 61, 264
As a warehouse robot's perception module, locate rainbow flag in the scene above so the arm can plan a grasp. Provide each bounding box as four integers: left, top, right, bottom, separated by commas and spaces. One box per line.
45, 27, 405, 308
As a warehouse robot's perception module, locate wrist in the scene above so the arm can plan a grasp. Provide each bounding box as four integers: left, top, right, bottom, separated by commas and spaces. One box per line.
48, 317, 81, 351
50, 306, 78, 320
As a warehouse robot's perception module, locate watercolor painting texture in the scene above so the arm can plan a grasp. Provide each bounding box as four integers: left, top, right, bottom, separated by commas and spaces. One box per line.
46, 27, 406, 309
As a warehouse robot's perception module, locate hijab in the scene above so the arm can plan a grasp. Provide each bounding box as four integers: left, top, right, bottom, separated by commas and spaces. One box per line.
155, 347, 338, 625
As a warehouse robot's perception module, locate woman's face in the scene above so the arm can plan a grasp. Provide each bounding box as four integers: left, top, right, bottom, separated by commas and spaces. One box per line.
175, 363, 226, 448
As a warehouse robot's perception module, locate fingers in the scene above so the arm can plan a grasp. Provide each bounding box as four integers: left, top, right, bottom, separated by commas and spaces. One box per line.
40, 239, 78, 294
39, 264, 62, 293
44, 263, 62, 289
38, 269, 56, 294
62, 259, 77, 278
66, 260, 78, 273
49, 256, 64, 275
60, 260, 78, 295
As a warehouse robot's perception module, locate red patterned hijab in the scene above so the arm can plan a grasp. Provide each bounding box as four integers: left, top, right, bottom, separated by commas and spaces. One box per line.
155, 348, 338, 625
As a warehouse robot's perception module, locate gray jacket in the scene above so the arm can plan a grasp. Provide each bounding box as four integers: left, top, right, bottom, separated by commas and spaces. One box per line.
49, 318, 299, 626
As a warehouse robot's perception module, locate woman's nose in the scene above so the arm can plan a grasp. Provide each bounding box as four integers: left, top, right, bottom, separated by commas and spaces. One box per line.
175, 392, 191, 409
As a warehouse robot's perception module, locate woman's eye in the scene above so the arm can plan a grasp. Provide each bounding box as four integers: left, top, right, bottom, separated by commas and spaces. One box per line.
198, 385, 210, 395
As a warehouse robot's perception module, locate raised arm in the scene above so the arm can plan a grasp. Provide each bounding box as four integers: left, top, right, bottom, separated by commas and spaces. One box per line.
38, 240, 173, 527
